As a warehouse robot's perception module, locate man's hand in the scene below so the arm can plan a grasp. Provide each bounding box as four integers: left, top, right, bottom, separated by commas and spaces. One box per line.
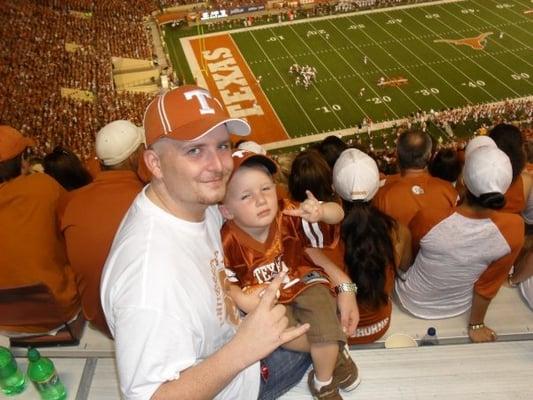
468, 325, 497, 343
337, 292, 359, 337
231, 272, 310, 368
283, 191, 323, 223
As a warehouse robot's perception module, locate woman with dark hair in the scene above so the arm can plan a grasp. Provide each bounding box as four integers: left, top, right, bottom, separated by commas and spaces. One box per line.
332, 149, 411, 344
43, 146, 92, 191
429, 147, 462, 184
396, 145, 524, 343
489, 123, 533, 214
317, 135, 348, 169
288, 149, 336, 202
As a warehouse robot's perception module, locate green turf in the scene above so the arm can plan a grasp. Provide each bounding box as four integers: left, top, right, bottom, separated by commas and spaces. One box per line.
168, 0, 533, 143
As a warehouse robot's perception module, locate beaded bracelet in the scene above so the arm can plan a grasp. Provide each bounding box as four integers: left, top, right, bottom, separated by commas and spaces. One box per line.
468, 323, 485, 330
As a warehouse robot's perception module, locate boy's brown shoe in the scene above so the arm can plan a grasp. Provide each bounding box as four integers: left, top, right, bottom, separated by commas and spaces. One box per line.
307, 370, 343, 400
334, 345, 361, 392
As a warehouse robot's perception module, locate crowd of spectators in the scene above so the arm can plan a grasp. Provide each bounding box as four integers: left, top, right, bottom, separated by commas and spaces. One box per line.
0, 0, 155, 160
4, 0, 528, 164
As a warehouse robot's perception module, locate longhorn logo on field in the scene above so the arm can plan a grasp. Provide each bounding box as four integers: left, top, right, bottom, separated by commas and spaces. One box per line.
434, 32, 493, 50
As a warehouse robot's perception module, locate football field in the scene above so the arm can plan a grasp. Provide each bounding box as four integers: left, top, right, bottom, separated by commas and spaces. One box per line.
169, 0, 533, 146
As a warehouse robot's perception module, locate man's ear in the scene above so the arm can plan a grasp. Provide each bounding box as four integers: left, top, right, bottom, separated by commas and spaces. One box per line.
218, 204, 234, 220
143, 149, 163, 179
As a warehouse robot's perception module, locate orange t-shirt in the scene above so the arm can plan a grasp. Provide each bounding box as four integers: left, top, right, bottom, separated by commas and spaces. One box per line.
373, 171, 458, 227
502, 175, 525, 214
325, 237, 394, 345
0, 173, 80, 333
58, 170, 143, 335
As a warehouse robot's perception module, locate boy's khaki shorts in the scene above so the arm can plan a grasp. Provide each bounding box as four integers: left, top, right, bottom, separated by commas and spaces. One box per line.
285, 284, 346, 344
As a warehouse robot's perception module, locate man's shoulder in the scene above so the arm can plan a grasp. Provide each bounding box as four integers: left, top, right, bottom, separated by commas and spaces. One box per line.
411, 207, 455, 231
4, 173, 64, 203
61, 171, 142, 213
18, 172, 62, 191
426, 175, 456, 191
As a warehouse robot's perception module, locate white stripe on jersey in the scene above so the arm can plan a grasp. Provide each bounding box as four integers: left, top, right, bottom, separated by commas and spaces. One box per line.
302, 220, 324, 248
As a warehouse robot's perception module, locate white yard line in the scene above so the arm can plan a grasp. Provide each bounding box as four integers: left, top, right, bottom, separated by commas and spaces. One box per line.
268, 27, 349, 130
345, 15, 452, 109
263, 95, 533, 151
253, 46, 529, 76
284, 25, 375, 122
409, 6, 522, 97
461, 0, 533, 68
393, 9, 498, 101
182, 0, 469, 41
476, 0, 533, 39
248, 31, 321, 134
436, 4, 533, 86
227, 34, 289, 138
179, 36, 207, 88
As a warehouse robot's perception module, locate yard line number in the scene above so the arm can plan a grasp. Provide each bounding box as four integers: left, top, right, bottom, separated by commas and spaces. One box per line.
462, 80, 486, 88
348, 24, 366, 30
315, 104, 342, 113
496, 3, 514, 9
415, 88, 440, 96
461, 9, 479, 14
386, 19, 402, 25
267, 35, 285, 42
511, 73, 530, 80
366, 96, 392, 104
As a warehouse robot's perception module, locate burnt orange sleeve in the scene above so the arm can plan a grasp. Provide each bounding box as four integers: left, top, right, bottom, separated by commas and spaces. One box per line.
474, 213, 525, 299
409, 208, 452, 255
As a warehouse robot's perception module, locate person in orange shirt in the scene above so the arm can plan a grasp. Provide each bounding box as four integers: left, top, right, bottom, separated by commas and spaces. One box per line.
373, 130, 458, 228
58, 120, 145, 336
332, 149, 411, 344
396, 145, 523, 343
0, 125, 80, 333
489, 123, 532, 214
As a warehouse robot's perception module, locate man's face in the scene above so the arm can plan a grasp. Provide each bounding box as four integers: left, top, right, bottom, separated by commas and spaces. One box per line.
157, 125, 233, 209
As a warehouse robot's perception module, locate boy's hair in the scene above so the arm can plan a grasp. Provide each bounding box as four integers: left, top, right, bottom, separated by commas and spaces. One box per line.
240, 158, 275, 178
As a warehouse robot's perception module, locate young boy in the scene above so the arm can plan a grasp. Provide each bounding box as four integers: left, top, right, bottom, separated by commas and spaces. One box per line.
219, 150, 360, 399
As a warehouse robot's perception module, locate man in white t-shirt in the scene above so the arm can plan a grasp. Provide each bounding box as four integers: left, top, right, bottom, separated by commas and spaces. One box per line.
101, 86, 311, 400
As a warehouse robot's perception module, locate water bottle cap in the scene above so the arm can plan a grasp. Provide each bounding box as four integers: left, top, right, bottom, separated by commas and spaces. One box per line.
27, 348, 41, 362
427, 327, 436, 336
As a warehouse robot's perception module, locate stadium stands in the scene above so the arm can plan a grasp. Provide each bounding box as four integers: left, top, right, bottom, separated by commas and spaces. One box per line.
1, 0, 532, 398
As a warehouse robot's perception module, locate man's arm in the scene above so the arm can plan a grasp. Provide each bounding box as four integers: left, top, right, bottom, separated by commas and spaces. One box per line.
152, 273, 309, 400
394, 223, 412, 272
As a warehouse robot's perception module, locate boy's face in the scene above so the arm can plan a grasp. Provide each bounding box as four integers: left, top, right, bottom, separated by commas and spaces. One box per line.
223, 165, 278, 232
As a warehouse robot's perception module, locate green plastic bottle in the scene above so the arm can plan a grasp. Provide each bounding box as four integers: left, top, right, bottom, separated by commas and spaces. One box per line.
27, 348, 67, 400
0, 346, 26, 395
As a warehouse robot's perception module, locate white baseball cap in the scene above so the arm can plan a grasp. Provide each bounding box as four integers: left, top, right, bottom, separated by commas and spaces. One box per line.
96, 120, 145, 166
463, 145, 512, 197
464, 135, 496, 159
237, 140, 267, 155
333, 148, 380, 202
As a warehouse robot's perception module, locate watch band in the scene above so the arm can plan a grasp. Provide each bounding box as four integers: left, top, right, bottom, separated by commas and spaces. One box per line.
335, 282, 358, 295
